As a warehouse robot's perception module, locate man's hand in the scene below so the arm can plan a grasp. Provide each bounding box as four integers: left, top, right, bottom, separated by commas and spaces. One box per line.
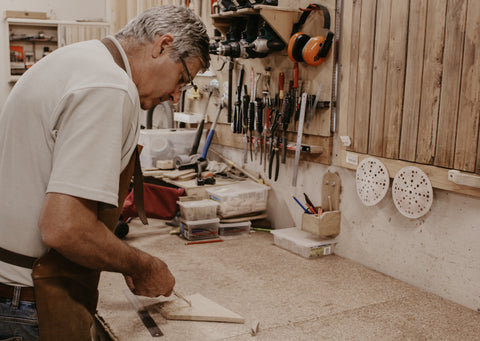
123, 253, 175, 297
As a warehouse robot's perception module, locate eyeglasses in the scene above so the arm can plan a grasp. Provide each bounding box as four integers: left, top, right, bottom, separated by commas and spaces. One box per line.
179, 56, 198, 92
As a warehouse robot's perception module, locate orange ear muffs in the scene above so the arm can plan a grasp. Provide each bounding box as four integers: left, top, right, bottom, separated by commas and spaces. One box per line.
288, 4, 334, 66
288, 32, 310, 63
302, 31, 334, 66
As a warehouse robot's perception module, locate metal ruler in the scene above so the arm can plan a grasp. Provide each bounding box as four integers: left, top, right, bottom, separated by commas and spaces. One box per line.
123, 289, 163, 337
292, 93, 308, 187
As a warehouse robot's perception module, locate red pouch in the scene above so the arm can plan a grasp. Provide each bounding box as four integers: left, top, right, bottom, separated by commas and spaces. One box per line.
122, 183, 185, 220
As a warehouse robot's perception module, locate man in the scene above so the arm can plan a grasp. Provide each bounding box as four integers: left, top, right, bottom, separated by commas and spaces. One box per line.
0, 5, 210, 340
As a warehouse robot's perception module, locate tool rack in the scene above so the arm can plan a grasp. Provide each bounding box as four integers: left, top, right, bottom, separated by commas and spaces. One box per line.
208, 1, 337, 169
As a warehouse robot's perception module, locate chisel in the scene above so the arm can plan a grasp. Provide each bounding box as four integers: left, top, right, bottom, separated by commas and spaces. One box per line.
173, 290, 192, 307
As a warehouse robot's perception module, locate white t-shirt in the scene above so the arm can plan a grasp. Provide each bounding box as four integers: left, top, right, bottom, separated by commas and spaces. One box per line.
0, 36, 140, 286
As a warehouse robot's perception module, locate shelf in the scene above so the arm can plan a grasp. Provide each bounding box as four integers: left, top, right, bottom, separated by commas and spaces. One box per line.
211, 5, 299, 44
10, 38, 58, 43
6, 18, 109, 84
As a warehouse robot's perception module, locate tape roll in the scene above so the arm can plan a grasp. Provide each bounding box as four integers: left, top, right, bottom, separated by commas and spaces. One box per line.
174, 154, 193, 169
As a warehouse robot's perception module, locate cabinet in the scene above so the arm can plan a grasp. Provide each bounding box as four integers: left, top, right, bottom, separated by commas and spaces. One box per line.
6, 18, 109, 83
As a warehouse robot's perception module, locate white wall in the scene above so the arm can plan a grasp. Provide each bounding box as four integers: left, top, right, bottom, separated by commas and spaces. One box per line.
0, 0, 108, 109
214, 129, 480, 312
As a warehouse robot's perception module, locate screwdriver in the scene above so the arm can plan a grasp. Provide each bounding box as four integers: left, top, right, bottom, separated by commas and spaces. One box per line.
248, 68, 255, 161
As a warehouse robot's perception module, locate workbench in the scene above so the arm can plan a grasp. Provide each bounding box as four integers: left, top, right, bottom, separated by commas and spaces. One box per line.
97, 219, 480, 340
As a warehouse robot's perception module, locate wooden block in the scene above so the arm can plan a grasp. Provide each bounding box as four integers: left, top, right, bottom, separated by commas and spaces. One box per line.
301, 210, 340, 238
5, 10, 48, 19
162, 168, 195, 180
155, 159, 174, 169
160, 293, 245, 324
177, 172, 197, 181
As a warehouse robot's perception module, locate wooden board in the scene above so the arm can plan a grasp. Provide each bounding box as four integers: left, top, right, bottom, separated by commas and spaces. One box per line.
416, 0, 447, 164
321, 171, 341, 211
368, 0, 391, 157
5, 11, 47, 19
399, 1, 428, 162
382, 0, 408, 159
455, 0, 480, 173
160, 293, 245, 324
434, 0, 466, 168
353, 0, 376, 154
220, 212, 267, 223
345, 0, 362, 151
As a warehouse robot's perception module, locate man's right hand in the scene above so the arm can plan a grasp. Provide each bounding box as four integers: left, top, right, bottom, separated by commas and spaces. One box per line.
124, 253, 175, 298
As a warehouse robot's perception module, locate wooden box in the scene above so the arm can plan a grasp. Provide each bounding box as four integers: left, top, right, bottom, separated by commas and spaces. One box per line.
301, 171, 341, 238
301, 209, 340, 238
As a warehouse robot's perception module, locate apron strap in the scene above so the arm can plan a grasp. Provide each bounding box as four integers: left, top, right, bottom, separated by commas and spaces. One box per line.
101, 37, 148, 225
0, 246, 36, 269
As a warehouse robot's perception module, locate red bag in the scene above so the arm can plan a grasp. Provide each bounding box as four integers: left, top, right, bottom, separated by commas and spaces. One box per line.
122, 183, 185, 220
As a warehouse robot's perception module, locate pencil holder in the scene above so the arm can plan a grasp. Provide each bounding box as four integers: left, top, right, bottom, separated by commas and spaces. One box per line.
301, 208, 340, 238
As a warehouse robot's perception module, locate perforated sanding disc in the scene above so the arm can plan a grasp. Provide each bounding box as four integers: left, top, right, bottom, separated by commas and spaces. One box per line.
392, 166, 433, 218
355, 157, 390, 206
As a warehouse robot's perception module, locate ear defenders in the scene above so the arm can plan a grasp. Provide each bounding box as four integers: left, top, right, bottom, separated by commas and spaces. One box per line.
288, 4, 334, 66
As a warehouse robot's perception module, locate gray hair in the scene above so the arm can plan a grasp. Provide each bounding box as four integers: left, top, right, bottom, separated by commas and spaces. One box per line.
115, 5, 210, 70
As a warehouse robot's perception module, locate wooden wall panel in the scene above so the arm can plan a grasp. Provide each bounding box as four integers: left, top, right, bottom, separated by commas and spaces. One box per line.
368, 0, 391, 156
399, 1, 427, 162
340, 0, 480, 192
415, 0, 447, 164
353, 0, 376, 154
345, 0, 362, 151
382, 0, 409, 159
455, 0, 480, 173
434, 0, 466, 168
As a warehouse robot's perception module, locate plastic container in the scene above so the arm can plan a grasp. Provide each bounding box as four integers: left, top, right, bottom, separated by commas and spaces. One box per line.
218, 221, 251, 236
206, 180, 269, 218
180, 217, 220, 241
271, 227, 337, 259
138, 129, 205, 168
177, 199, 219, 221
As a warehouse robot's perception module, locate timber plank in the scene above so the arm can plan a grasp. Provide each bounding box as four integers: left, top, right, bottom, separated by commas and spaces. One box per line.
455, 0, 480, 172
416, 0, 447, 164
383, 0, 409, 159
353, 0, 376, 154
434, 0, 466, 168
399, 1, 427, 162
338, 0, 353, 139
337, 149, 480, 198
346, 0, 362, 151
368, 0, 391, 157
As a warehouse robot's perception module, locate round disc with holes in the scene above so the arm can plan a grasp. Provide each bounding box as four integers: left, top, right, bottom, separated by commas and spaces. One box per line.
392, 166, 433, 218
355, 157, 390, 206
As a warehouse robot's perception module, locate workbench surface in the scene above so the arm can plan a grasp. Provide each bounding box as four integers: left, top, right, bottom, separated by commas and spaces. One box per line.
97, 219, 480, 340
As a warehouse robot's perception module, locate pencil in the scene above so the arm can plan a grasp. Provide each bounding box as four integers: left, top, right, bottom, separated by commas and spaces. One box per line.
185, 239, 223, 245
293, 196, 310, 213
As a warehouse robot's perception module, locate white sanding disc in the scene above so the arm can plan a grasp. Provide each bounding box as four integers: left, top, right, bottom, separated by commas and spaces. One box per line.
355, 157, 390, 206
392, 166, 433, 218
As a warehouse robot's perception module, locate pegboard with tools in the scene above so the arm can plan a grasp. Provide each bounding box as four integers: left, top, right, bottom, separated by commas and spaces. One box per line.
202, 0, 338, 180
